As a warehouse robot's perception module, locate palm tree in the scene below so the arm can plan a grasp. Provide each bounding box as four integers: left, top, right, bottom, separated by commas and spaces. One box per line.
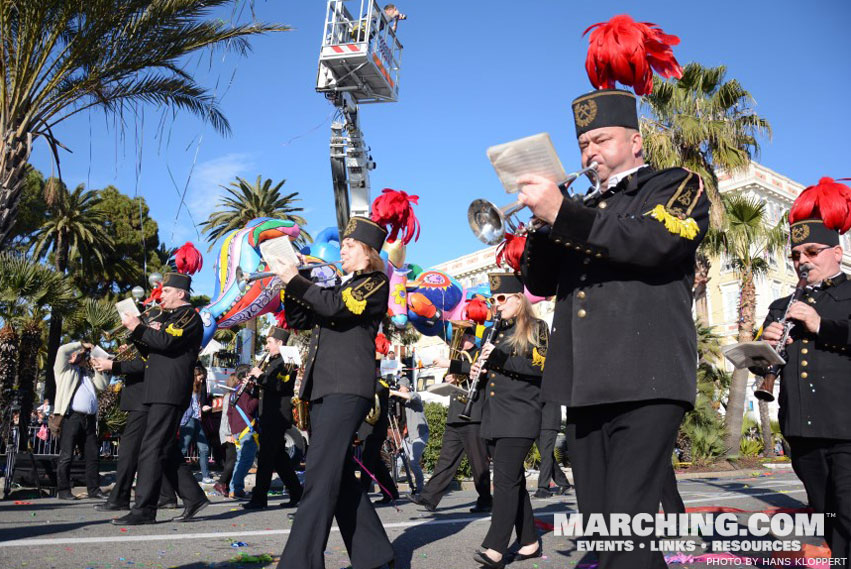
702, 194, 787, 457
641, 63, 772, 322
31, 182, 114, 401
0, 1, 289, 247
200, 175, 312, 248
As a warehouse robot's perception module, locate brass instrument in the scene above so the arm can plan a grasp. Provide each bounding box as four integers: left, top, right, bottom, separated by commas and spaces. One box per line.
364, 393, 382, 425
444, 320, 474, 403
754, 269, 810, 402
105, 304, 164, 340
459, 314, 502, 421
236, 262, 342, 293
292, 395, 310, 431
468, 162, 601, 245
110, 306, 168, 362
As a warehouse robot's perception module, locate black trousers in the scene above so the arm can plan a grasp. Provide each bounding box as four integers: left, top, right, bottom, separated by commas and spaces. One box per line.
537, 428, 570, 490
482, 437, 536, 554
566, 400, 686, 569
252, 420, 302, 504
57, 411, 100, 494
107, 409, 147, 506
131, 403, 204, 519
279, 395, 394, 569
219, 442, 237, 489
158, 435, 207, 506
359, 429, 399, 500
660, 463, 685, 514
788, 437, 851, 561
420, 421, 491, 508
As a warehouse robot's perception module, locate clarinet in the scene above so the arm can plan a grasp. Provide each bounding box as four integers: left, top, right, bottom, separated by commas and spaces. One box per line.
458, 314, 502, 421
754, 269, 810, 402
231, 353, 269, 404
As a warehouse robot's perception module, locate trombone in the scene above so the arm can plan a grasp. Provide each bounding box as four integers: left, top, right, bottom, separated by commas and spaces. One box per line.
236, 261, 342, 293
468, 162, 601, 245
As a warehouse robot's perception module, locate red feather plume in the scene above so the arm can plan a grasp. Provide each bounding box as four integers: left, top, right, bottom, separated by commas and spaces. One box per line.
584, 14, 683, 95
375, 332, 391, 355
175, 242, 203, 275
274, 311, 288, 329
464, 298, 490, 325
370, 188, 421, 245
789, 177, 851, 234
495, 230, 527, 272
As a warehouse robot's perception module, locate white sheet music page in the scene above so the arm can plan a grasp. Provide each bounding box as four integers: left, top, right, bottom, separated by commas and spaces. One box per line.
487, 133, 568, 194
114, 298, 141, 320
260, 236, 300, 272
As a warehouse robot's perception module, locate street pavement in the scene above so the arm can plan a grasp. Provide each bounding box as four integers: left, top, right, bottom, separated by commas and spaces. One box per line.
0, 469, 824, 569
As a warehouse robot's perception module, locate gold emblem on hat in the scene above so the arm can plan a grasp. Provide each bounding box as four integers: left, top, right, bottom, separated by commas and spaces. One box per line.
574, 99, 598, 128
489, 275, 502, 291
344, 217, 358, 237
791, 224, 810, 244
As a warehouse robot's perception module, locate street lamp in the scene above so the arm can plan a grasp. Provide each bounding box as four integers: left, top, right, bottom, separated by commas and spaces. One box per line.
148, 272, 163, 288
131, 286, 145, 301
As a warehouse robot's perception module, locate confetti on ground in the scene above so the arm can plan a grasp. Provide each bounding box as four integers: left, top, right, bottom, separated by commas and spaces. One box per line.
13, 501, 32, 505
229, 553, 273, 564
230, 542, 247, 548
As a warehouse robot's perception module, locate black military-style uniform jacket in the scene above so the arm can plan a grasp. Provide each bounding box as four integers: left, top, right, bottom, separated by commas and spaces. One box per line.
447, 358, 486, 424
284, 270, 389, 402
522, 166, 709, 409
759, 273, 851, 440
129, 303, 204, 409
454, 318, 548, 439
112, 357, 147, 412
256, 354, 297, 429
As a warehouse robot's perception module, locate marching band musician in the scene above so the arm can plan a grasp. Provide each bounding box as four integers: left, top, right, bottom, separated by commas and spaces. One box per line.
466, 273, 548, 568
518, 80, 709, 569
756, 178, 851, 562
273, 216, 394, 569
243, 327, 304, 510
411, 330, 493, 513
358, 366, 400, 505
111, 272, 208, 525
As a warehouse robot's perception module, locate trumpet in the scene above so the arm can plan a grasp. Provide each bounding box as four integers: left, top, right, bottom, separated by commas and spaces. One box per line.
105, 304, 164, 340
236, 262, 342, 293
468, 162, 601, 245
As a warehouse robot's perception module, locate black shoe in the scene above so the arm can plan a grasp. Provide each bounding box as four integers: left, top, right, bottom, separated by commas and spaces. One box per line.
287, 511, 296, 521
172, 499, 209, 522
373, 494, 397, 505
57, 491, 78, 501
242, 501, 267, 510
409, 493, 436, 511
88, 489, 109, 499
473, 550, 505, 568
555, 484, 573, 495
157, 498, 179, 509
514, 540, 543, 561
283, 488, 302, 507
111, 513, 155, 526
94, 502, 129, 512
533, 489, 553, 499
469, 503, 492, 513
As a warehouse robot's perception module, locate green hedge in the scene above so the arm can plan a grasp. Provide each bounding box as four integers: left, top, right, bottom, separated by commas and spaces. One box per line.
423, 402, 472, 479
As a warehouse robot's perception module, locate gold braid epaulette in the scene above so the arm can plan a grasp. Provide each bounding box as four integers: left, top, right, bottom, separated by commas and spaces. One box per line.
164, 306, 198, 337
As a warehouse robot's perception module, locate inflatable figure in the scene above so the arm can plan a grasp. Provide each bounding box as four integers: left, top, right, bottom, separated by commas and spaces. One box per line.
199, 218, 301, 347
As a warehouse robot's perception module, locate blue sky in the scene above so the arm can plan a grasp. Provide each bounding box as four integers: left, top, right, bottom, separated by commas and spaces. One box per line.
28, 0, 851, 297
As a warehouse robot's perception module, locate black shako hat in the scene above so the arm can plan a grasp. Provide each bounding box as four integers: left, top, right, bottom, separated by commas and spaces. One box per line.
162, 272, 192, 292
571, 89, 639, 137
789, 219, 840, 247
343, 216, 388, 252
269, 327, 290, 343
488, 272, 525, 295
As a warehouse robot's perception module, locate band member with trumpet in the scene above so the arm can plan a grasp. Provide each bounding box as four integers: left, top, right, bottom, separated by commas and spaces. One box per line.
273, 215, 394, 569
464, 273, 548, 568
111, 271, 208, 525
754, 178, 851, 562
243, 327, 304, 510
411, 329, 493, 513
517, 16, 707, 569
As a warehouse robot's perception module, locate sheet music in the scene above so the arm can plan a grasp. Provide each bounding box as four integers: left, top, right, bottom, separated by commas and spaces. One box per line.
260, 236, 300, 272
280, 346, 302, 366
114, 298, 141, 320
722, 341, 785, 369
91, 346, 111, 360
487, 133, 568, 194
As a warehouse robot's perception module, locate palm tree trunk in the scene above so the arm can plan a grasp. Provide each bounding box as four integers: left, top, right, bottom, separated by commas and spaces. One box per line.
16, 320, 41, 451
757, 399, 775, 458
44, 234, 68, 402
725, 270, 757, 456
693, 254, 711, 323
0, 132, 33, 247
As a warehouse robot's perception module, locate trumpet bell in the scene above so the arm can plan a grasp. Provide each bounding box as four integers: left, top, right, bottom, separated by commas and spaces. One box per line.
468, 199, 509, 245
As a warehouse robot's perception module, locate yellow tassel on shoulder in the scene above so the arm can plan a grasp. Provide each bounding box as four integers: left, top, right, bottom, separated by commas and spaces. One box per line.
647, 204, 699, 240
532, 348, 546, 370
165, 323, 184, 337
342, 288, 367, 314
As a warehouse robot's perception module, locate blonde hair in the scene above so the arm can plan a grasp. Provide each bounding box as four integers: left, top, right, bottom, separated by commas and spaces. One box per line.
505, 295, 541, 355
